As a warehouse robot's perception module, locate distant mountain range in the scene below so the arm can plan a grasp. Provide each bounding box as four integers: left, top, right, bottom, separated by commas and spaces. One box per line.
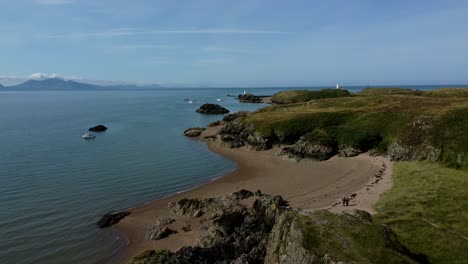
0, 78, 162, 90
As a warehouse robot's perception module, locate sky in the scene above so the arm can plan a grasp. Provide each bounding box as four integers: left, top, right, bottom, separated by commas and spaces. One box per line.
1, 0, 468, 87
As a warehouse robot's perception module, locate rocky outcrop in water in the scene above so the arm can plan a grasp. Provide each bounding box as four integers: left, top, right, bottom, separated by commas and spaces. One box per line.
183, 127, 206, 137
97, 211, 130, 228
89, 125, 108, 132
237, 93, 263, 103
196, 104, 229, 114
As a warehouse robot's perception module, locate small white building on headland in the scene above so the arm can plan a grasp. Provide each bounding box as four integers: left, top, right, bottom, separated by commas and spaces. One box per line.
336, 83, 341, 89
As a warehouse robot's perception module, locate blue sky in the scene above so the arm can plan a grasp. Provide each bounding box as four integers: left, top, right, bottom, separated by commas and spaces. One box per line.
1, 0, 468, 87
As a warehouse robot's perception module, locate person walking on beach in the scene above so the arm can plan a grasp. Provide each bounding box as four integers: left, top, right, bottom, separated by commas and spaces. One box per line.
342, 195, 350, 206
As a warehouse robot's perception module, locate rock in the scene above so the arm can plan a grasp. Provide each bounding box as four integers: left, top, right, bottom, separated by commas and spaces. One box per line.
134, 192, 292, 263
89, 125, 107, 132
96, 211, 130, 228
278, 140, 336, 161
265, 210, 427, 264
388, 141, 442, 162
154, 217, 175, 226
237, 93, 262, 103
192, 210, 204, 218
231, 189, 254, 200
133, 191, 423, 264
338, 145, 362, 157
222, 111, 249, 122
203, 135, 217, 141
147, 226, 177, 240
207, 120, 221, 127
196, 104, 229, 114
213, 209, 245, 234
182, 224, 192, 232
184, 127, 206, 137
218, 120, 272, 150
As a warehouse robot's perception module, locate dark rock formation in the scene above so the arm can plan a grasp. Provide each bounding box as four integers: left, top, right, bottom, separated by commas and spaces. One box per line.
131, 191, 423, 264
183, 127, 206, 137
278, 138, 337, 161
265, 209, 428, 264
167, 189, 255, 218
154, 217, 175, 226
222, 111, 249, 122
147, 226, 177, 240
89, 125, 107, 132
182, 225, 192, 232
218, 117, 272, 151
207, 120, 221, 127
196, 104, 229, 114
237, 93, 262, 103
388, 141, 441, 162
96, 211, 130, 228
203, 135, 217, 141
338, 145, 362, 157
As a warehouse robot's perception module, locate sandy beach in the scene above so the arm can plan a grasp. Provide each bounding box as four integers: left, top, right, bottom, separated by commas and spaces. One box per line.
115, 126, 392, 263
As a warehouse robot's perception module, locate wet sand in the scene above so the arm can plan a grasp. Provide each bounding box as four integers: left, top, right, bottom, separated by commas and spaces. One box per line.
115, 126, 391, 263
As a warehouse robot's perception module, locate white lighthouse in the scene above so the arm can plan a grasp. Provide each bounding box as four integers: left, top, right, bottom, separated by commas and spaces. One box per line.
336, 83, 341, 89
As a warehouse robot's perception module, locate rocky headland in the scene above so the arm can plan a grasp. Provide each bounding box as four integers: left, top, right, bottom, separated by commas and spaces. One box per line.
183, 127, 206, 137
130, 190, 426, 264
236, 93, 272, 104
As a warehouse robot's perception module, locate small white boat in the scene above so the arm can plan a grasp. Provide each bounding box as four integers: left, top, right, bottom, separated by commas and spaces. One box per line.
188, 100, 193, 104
216, 98, 222, 102
82, 133, 95, 139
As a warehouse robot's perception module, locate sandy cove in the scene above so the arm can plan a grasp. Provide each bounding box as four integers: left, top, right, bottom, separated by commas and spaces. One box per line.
115, 126, 392, 263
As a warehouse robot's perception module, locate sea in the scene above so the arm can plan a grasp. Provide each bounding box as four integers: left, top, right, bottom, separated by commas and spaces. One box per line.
0, 85, 460, 264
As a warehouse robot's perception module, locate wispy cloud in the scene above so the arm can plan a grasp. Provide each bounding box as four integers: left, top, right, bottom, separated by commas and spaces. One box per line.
112, 44, 177, 50
50, 28, 285, 39
35, 0, 74, 5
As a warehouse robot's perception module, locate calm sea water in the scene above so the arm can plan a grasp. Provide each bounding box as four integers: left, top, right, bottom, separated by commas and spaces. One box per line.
0, 85, 456, 264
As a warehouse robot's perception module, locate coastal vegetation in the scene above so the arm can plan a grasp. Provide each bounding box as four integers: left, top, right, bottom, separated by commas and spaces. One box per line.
375, 161, 468, 264
271, 88, 351, 104
219, 88, 468, 168
130, 190, 422, 264
214, 88, 468, 262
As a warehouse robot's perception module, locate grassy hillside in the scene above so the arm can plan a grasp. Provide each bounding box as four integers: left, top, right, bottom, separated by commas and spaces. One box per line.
375, 162, 468, 264
299, 211, 420, 264
241, 88, 468, 167
271, 89, 351, 104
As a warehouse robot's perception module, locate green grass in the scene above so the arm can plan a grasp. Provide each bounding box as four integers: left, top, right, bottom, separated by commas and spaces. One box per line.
271, 89, 351, 104
242, 90, 468, 167
375, 161, 468, 264
358, 87, 423, 96
299, 211, 416, 263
